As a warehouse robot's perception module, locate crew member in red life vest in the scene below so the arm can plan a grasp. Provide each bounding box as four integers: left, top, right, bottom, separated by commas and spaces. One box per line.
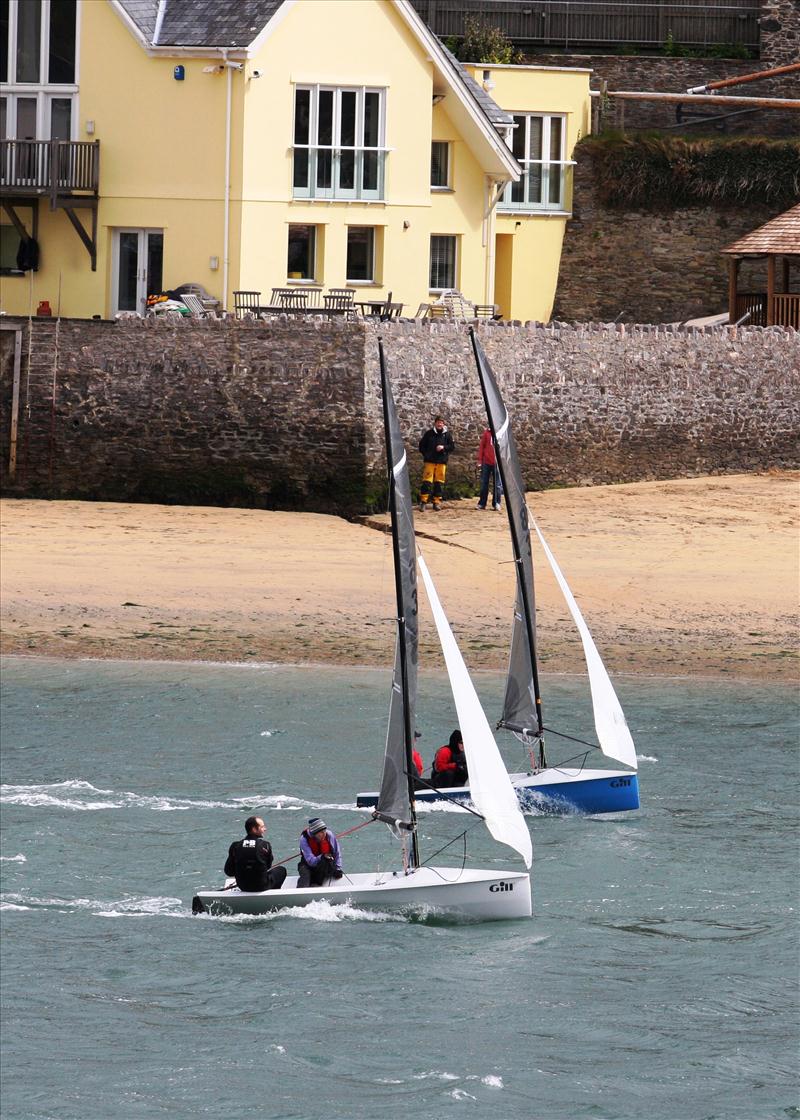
297, 818, 344, 887
431, 729, 468, 789
412, 729, 425, 782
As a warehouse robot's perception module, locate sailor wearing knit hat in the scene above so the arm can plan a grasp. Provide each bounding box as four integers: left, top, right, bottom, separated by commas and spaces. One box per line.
297, 818, 343, 887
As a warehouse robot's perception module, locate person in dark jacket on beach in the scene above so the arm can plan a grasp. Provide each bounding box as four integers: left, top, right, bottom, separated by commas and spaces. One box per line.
225, 816, 287, 892
418, 416, 455, 512
297, 818, 344, 887
431, 729, 468, 788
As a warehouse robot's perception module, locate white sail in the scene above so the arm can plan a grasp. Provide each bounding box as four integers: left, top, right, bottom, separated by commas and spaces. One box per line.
532, 518, 638, 771
417, 554, 533, 869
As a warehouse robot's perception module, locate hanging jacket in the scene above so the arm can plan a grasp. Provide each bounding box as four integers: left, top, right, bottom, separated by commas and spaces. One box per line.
419, 427, 454, 464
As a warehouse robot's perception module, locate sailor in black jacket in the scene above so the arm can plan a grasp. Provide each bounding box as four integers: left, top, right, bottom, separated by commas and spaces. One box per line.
418, 416, 455, 511
224, 816, 287, 892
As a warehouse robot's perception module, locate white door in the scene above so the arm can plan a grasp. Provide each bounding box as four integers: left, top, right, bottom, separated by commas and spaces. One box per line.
112, 229, 164, 315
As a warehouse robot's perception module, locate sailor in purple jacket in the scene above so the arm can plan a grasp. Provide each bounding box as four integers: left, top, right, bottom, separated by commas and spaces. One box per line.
297, 817, 344, 887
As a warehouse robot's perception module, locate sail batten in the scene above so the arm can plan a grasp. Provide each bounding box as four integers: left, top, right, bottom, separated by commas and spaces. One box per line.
418, 554, 533, 869
532, 519, 638, 771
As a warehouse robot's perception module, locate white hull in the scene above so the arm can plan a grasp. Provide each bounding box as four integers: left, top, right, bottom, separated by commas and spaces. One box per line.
192, 866, 531, 922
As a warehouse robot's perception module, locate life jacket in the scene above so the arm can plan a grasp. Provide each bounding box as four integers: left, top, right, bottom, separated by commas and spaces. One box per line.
231, 837, 272, 890
412, 749, 424, 776
433, 745, 456, 773
304, 830, 333, 857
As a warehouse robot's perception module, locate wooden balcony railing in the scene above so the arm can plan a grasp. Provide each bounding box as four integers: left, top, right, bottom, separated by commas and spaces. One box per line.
772, 293, 800, 329
1, 139, 100, 198
734, 291, 800, 328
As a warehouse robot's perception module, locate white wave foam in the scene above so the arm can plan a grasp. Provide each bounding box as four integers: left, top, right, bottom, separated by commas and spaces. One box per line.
637, 754, 658, 763
414, 1071, 459, 1082
0, 902, 31, 911
0, 892, 185, 918
480, 1075, 503, 1088
449, 1088, 476, 1101
0, 854, 26, 862
0, 782, 338, 815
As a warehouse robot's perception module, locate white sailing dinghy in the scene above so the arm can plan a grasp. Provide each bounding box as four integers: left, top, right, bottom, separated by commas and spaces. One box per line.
358, 331, 639, 817
192, 343, 532, 921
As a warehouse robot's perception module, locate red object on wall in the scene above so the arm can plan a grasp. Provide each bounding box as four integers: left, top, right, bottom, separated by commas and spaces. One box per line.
36, 301, 52, 317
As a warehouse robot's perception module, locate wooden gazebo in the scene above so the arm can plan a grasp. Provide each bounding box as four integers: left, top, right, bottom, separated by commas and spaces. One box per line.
722, 204, 800, 328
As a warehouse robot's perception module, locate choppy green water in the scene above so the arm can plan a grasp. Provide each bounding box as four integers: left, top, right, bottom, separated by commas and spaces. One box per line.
1, 657, 798, 1120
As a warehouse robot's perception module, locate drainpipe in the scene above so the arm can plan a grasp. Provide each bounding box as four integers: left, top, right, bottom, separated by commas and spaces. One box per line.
484, 177, 507, 306
222, 51, 233, 313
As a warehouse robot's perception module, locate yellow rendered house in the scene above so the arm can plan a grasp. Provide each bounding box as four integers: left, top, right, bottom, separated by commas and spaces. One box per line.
0, 0, 591, 322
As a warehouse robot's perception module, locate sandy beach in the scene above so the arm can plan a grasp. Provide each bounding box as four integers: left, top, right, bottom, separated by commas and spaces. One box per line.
1, 472, 797, 681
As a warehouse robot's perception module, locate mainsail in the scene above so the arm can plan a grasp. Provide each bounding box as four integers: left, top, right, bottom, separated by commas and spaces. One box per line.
374, 343, 419, 842
418, 555, 532, 869
469, 330, 542, 739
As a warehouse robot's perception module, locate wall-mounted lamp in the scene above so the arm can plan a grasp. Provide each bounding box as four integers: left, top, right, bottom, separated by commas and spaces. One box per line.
403, 220, 410, 230
209, 256, 220, 271
250, 69, 263, 79
85, 120, 95, 135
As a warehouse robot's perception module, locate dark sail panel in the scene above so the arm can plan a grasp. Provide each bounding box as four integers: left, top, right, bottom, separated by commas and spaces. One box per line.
470, 330, 542, 738
375, 346, 418, 832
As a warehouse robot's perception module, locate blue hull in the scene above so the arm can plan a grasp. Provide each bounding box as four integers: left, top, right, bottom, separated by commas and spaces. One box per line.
356, 771, 639, 816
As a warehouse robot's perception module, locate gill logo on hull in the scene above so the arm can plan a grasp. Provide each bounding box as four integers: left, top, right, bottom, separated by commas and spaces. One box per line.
610, 778, 632, 788
489, 881, 515, 893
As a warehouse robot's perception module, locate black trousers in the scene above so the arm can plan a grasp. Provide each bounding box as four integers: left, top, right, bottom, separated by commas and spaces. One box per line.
297, 857, 336, 887
239, 866, 286, 892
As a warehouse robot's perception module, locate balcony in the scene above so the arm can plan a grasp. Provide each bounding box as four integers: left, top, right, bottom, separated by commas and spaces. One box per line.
1, 139, 100, 269
292, 146, 387, 201
1, 139, 99, 198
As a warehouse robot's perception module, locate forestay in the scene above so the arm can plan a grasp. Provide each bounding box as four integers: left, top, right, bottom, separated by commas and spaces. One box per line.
532, 522, 638, 771
417, 555, 532, 868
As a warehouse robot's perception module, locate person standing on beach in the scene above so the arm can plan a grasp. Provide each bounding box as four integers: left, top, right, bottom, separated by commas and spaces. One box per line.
476, 427, 502, 511
418, 416, 454, 512
225, 816, 287, 892
297, 818, 343, 887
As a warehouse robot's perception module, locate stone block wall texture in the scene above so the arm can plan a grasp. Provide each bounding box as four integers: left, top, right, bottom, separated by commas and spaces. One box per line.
552, 153, 792, 323
1, 317, 797, 515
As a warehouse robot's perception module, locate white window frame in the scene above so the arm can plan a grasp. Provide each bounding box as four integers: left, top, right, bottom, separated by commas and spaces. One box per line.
292, 84, 387, 201
429, 234, 458, 293
2, 1, 80, 141
430, 140, 451, 190
499, 113, 572, 213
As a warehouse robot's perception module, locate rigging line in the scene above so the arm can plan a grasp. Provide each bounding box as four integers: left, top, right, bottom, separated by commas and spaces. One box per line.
542, 724, 601, 751
409, 773, 486, 820
272, 816, 376, 867
418, 826, 474, 874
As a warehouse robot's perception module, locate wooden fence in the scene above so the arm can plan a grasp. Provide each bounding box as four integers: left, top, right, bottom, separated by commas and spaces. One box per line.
411, 1, 761, 51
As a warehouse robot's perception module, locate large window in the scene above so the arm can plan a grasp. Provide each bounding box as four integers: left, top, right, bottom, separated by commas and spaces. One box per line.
346, 227, 375, 283
429, 235, 457, 291
287, 225, 317, 280
500, 114, 570, 212
1, 1, 77, 141
293, 85, 386, 200
430, 141, 450, 189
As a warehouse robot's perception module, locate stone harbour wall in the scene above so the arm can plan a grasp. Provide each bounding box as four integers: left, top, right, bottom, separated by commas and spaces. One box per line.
552, 155, 791, 324
1, 316, 798, 515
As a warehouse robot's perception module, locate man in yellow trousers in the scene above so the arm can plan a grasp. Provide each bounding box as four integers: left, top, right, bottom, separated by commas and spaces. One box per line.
418, 415, 455, 512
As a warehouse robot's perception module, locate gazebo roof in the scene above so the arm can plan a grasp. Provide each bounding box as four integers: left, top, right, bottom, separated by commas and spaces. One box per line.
721, 204, 800, 257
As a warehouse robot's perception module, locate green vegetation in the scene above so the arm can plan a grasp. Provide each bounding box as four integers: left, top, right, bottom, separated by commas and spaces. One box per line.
662, 32, 754, 60
578, 134, 800, 209
446, 16, 521, 64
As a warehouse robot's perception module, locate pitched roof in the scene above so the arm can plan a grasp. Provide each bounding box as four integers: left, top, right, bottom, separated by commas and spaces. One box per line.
117, 0, 283, 47
437, 45, 513, 128
721, 204, 800, 256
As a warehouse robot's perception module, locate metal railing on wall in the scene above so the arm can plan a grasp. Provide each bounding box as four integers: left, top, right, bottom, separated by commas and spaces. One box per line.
410, 1, 760, 52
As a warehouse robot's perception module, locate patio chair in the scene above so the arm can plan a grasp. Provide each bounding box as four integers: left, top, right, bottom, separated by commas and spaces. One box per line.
434, 290, 476, 321
233, 290, 261, 318
475, 303, 501, 320
270, 287, 308, 309
413, 303, 432, 319
180, 294, 209, 318
324, 288, 355, 306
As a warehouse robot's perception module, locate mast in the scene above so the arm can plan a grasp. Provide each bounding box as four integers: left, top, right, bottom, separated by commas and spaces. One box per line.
378, 340, 420, 868
469, 328, 546, 764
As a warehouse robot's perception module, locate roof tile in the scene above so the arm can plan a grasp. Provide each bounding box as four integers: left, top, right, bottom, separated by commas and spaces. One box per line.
721, 204, 800, 256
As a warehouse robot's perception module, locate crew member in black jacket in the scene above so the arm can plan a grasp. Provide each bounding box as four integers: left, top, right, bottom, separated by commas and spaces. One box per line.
224, 816, 287, 892
418, 415, 454, 511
